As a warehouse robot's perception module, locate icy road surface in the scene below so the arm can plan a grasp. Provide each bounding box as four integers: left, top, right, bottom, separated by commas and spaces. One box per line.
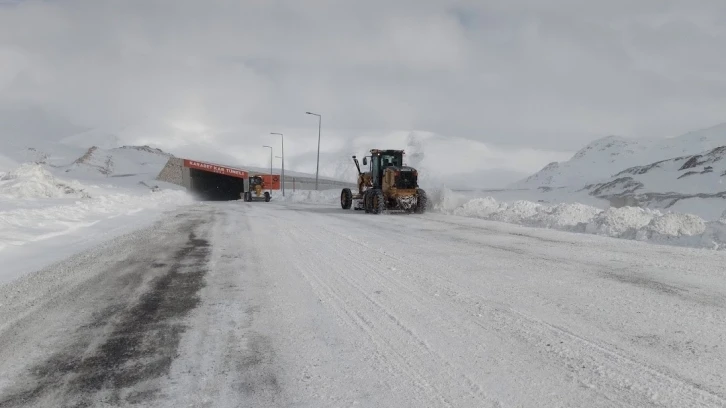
1, 201, 725, 407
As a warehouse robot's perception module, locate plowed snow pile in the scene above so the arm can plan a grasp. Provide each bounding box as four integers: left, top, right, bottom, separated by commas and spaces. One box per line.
432, 188, 726, 250
0, 163, 192, 252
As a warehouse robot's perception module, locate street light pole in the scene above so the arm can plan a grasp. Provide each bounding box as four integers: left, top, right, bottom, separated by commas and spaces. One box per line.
306, 111, 321, 190
262, 145, 273, 195
270, 132, 284, 196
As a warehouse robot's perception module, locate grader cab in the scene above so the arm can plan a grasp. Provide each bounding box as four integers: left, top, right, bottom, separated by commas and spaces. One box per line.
340, 149, 427, 214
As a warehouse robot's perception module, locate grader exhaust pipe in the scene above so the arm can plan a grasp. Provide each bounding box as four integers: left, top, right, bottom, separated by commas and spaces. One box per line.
352, 155, 362, 175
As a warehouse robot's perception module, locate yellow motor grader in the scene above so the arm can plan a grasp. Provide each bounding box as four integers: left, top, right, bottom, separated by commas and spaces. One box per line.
340, 149, 427, 214
243, 175, 271, 202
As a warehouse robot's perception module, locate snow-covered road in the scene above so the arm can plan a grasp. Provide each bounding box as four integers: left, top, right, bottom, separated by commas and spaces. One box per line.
1, 201, 725, 407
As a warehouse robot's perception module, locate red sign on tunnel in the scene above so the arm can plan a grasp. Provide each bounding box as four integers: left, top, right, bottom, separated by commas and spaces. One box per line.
183, 159, 248, 179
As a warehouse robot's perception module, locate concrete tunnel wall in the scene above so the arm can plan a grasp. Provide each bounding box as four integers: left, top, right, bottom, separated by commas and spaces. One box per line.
156, 157, 356, 200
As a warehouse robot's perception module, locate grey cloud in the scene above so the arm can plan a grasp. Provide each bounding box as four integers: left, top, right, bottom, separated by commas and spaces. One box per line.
1, 0, 725, 174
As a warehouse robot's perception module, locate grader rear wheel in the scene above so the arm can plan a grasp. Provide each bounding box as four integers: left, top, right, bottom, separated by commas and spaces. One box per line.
341, 188, 353, 209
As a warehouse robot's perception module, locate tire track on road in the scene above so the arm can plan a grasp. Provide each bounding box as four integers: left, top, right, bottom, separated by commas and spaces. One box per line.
281, 223, 455, 408
0, 214, 214, 408
312, 219, 726, 408
298, 223, 503, 407
286, 223, 502, 407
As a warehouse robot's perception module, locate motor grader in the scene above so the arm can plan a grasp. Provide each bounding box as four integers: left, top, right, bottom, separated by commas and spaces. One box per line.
243, 175, 271, 202
340, 149, 427, 214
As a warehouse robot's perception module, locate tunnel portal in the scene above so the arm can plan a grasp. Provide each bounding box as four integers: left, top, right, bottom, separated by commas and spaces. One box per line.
189, 168, 245, 201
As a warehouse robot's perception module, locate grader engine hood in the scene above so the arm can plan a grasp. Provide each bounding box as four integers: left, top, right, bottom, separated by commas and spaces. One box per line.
383, 166, 419, 191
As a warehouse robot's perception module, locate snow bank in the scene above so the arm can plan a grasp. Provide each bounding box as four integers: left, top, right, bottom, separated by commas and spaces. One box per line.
430, 188, 726, 251
0, 163, 193, 253
0, 190, 191, 251
435, 188, 605, 232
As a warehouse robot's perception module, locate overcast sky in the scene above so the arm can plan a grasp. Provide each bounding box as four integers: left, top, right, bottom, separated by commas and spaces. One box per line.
1, 0, 726, 184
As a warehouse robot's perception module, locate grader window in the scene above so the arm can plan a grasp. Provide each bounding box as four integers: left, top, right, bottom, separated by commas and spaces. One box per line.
381, 154, 402, 167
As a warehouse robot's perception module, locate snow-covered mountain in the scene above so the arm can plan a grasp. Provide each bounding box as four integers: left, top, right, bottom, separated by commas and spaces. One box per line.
505, 123, 726, 220
513, 123, 726, 189
586, 146, 726, 196
578, 145, 726, 219
514, 136, 650, 188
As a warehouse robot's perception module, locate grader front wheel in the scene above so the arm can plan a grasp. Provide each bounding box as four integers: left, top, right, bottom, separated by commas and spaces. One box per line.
414, 188, 427, 214
370, 189, 385, 214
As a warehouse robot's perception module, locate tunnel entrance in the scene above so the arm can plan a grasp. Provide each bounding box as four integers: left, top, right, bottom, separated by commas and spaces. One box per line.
189, 168, 245, 201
